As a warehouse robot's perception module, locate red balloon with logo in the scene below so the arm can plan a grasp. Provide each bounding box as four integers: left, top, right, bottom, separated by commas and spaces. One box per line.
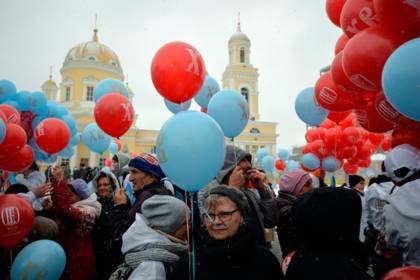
94, 93, 134, 138
34, 118, 70, 154
326, 0, 347, 27
374, 91, 402, 124
315, 72, 355, 112
151, 41, 206, 103
0, 104, 20, 124
355, 100, 395, 133
374, 0, 420, 39
0, 194, 35, 247
340, 0, 379, 38
331, 52, 364, 95
0, 145, 34, 173
342, 27, 404, 92
0, 123, 27, 156
335, 34, 350, 54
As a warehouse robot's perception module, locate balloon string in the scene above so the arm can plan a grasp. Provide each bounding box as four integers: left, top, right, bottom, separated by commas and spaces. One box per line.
189, 192, 196, 280
184, 190, 192, 280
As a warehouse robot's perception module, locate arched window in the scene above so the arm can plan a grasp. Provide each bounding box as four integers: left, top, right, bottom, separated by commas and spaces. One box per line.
241, 87, 249, 102
89, 56, 96, 61
240, 47, 245, 63
250, 128, 260, 134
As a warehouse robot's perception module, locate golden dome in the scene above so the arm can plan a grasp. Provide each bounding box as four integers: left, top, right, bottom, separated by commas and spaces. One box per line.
63, 29, 122, 70
43, 79, 57, 86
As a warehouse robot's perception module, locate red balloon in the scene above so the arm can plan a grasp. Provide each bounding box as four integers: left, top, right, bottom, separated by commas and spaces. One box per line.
328, 111, 351, 124
339, 113, 359, 129
374, 0, 420, 38
104, 158, 113, 167
391, 124, 420, 149
302, 143, 313, 155
355, 100, 395, 133
94, 93, 134, 138
382, 266, 420, 280
324, 127, 342, 149
275, 159, 286, 171
331, 52, 364, 95
200, 107, 207, 114
34, 118, 70, 154
326, 0, 347, 27
343, 161, 358, 174
368, 132, 384, 146
358, 157, 372, 168
374, 91, 402, 124
0, 104, 20, 124
0, 145, 34, 173
342, 27, 404, 92
151, 41, 206, 103
340, 0, 379, 38
335, 34, 350, 54
320, 118, 337, 129
0, 123, 27, 156
310, 139, 329, 159
381, 134, 392, 151
343, 126, 362, 144
338, 145, 357, 159
315, 72, 355, 112
115, 140, 122, 151
305, 128, 325, 143
0, 194, 35, 247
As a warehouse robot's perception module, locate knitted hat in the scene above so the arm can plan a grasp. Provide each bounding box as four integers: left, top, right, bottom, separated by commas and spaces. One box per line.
129, 153, 165, 180
280, 170, 312, 196
385, 144, 420, 183
348, 175, 365, 188
208, 185, 249, 217
141, 195, 189, 234
69, 179, 90, 200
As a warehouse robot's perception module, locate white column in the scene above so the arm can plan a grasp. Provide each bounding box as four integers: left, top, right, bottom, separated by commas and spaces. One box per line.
70, 145, 78, 170
89, 151, 97, 167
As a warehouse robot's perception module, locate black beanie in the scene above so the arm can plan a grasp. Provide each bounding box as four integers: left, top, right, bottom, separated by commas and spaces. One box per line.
348, 175, 365, 188
208, 185, 249, 217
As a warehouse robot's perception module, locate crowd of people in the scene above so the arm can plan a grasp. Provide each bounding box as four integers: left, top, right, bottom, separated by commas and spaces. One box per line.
1, 143, 420, 279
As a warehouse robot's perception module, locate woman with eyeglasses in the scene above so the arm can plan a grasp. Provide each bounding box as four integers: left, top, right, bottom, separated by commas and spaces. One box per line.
91, 170, 123, 280
198, 185, 284, 280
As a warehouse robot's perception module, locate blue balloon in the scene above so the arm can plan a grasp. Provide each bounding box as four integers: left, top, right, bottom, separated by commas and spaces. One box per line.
82, 123, 111, 154
194, 75, 220, 108
256, 147, 269, 162
277, 148, 290, 161
109, 142, 119, 154
61, 115, 77, 135
383, 38, 420, 121
70, 133, 81, 146
157, 111, 225, 192
301, 153, 320, 170
0, 80, 17, 102
30, 91, 48, 114
262, 155, 275, 172
322, 156, 341, 172
93, 78, 129, 102
207, 90, 249, 138
11, 240, 66, 280
58, 145, 74, 159
0, 118, 6, 144
285, 160, 300, 171
164, 99, 192, 114
55, 105, 68, 118
16, 91, 32, 111
295, 87, 328, 126
2, 100, 21, 111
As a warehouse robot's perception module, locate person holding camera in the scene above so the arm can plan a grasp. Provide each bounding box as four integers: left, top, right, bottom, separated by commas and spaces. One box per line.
199, 145, 276, 247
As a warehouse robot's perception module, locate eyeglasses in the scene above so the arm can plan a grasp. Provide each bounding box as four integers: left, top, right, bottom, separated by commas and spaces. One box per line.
205, 209, 239, 222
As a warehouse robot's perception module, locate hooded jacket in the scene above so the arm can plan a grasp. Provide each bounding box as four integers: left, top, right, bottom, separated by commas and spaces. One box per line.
112, 153, 130, 184
198, 145, 276, 246
121, 214, 188, 280
384, 178, 420, 266
365, 179, 394, 231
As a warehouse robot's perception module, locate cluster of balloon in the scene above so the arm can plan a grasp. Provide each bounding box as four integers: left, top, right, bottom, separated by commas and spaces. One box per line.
274, 148, 294, 172
0, 194, 35, 247
302, 113, 390, 174
11, 240, 66, 280
318, 0, 420, 151
94, 85, 134, 139
0, 80, 79, 172
255, 147, 296, 173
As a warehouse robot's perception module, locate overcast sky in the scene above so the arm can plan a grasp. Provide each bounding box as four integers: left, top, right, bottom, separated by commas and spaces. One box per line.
0, 0, 341, 149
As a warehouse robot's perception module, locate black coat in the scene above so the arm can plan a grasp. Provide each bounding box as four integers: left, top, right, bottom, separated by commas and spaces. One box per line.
198, 226, 284, 280
275, 191, 299, 258
93, 195, 123, 280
